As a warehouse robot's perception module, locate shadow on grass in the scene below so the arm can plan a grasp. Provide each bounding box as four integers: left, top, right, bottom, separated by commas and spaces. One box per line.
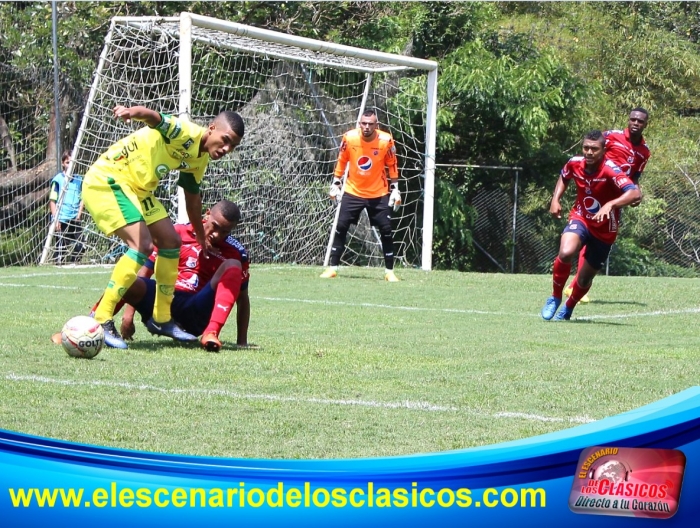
587, 300, 647, 307
566, 319, 628, 326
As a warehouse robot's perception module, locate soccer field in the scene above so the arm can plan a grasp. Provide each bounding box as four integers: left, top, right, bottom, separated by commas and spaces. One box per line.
0, 265, 698, 460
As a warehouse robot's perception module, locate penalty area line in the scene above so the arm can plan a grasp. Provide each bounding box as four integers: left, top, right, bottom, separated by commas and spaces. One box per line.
5, 373, 594, 423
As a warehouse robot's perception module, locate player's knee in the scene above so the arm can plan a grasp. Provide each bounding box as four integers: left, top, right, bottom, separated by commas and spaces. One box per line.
557, 249, 575, 263
159, 232, 182, 250
136, 240, 155, 256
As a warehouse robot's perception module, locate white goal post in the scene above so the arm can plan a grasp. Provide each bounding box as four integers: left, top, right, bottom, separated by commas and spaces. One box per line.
41, 12, 438, 270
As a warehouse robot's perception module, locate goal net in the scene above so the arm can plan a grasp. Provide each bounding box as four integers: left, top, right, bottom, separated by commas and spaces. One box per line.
41, 13, 438, 270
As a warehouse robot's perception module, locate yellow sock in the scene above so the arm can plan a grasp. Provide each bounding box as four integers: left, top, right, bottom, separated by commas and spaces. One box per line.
94, 248, 147, 324
152, 247, 179, 323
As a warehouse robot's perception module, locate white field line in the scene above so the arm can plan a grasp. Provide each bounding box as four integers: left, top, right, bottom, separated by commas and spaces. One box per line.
5, 373, 594, 424
0, 277, 698, 321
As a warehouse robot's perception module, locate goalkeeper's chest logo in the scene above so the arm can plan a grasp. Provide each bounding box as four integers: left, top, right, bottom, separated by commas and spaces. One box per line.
357, 156, 373, 172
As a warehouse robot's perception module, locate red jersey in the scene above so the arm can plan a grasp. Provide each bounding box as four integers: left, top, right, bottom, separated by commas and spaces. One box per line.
149, 223, 250, 293
604, 128, 650, 183
560, 157, 637, 244
334, 128, 399, 199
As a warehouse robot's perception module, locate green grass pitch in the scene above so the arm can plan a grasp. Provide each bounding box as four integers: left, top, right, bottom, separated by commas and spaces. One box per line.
0, 265, 698, 459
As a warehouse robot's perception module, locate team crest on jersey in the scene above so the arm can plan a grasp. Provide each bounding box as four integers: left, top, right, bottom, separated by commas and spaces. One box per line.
183, 138, 194, 150
179, 161, 190, 169
155, 164, 169, 178
585, 187, 592, 195
373, 150, 379, 156
583, 196, 601, 214
358, 156, 373, 171
185, 256, 197, 268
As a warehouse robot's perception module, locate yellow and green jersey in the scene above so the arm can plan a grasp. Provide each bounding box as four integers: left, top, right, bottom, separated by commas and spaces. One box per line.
85, 114, 209, 194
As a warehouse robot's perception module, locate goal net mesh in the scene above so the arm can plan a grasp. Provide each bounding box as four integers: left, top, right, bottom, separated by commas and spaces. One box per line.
47, 16, 431, 268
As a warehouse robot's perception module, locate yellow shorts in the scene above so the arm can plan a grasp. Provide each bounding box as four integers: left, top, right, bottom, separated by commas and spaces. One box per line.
82, 170, 169, 236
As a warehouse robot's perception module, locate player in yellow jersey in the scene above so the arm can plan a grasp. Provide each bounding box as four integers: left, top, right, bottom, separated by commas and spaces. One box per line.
321, 109, 402, 282
82, 105, 244, 349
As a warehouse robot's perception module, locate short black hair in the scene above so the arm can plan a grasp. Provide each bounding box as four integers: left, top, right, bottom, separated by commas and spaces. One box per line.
61, 150, 71, 162
212, 199, 241, 223
216, 111, 245, 138
362, 109, 377, 118
584, 130, 604, 143
630, 107, 649, 118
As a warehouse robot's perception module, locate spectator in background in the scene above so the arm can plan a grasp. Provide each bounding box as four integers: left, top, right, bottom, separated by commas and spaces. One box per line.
48, 150, 84, 264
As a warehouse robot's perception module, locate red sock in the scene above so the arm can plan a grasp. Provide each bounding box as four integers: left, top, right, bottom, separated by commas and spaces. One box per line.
90, 295, 126, 317
552, 257, 572, 298
566, 278, 591, 309
577, 246, 587, 273
204, 267, 242, 336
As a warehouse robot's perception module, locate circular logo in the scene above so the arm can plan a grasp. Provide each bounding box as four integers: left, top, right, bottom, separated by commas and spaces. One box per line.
357, 156, 373, 171
155, 164, 170, 178
583, 196, 601, 214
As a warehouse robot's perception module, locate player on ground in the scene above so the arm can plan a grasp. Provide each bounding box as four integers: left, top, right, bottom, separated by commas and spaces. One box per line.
77, 200, 251, 352
82, 105, 244, 349
541, 130, 641, 321
320, 109, 402, 282
564, 108, 650, 302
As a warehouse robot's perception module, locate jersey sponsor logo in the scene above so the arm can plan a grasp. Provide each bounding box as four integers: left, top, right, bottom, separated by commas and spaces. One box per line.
583, 196, 601, 215
112, 139, 138, 161
155, 164, 170, 178
357, 155, 373, 171
185, 256, 197, 268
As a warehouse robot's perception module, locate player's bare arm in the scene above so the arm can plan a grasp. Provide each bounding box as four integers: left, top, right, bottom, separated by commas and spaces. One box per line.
112, 105, 161, 127
183, 189, 210, 257
591, 187, 642, 222
549, 176, 568, 219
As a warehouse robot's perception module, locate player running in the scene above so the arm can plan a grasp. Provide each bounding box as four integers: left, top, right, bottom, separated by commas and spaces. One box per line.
81, 105, 244, 349
564, 108, 650, 302
541, 130, 641, 321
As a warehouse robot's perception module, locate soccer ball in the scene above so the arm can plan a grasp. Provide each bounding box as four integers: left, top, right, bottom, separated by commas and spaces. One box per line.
61, 316, 105, 359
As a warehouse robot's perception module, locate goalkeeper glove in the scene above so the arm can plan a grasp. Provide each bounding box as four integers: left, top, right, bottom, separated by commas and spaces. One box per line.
388, 182, 402, 211
329, 177, 343, 202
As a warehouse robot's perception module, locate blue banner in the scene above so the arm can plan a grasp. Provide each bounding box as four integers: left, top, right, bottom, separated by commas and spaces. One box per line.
2, 387, 699, 526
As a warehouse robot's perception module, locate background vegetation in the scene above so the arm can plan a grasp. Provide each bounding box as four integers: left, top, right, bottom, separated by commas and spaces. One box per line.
2, 1, 700, 274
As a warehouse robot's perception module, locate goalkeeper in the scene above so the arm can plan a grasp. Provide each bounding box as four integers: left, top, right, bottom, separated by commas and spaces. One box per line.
81, 105, 244, 349
321, 109, 402, 282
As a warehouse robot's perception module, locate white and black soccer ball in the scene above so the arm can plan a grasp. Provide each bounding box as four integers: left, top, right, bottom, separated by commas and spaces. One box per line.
61, 316, 105, 359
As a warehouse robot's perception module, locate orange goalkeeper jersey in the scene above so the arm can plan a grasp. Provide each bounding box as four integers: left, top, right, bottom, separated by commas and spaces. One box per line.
333, 128, 399, 199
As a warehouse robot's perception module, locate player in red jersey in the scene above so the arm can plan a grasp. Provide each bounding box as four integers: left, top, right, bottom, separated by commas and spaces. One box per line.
541, 130, 641, 321
61, 200, 251, 352
564, 108, 650, 302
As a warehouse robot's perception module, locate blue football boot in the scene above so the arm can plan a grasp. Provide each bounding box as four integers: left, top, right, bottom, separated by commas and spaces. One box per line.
146, 318, 198, 342
541, 296, 562, 321
553, 304, 574, 321
102, 319, 128, 349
